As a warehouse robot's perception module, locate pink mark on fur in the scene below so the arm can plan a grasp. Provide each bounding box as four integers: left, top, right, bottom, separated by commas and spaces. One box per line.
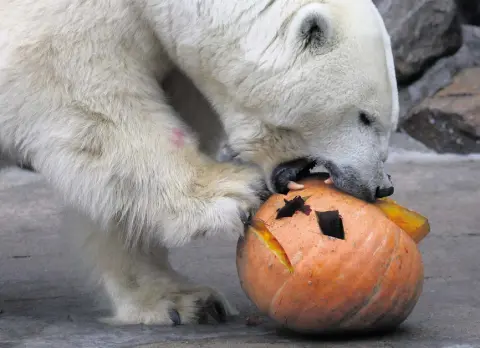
171, 128, 186, 148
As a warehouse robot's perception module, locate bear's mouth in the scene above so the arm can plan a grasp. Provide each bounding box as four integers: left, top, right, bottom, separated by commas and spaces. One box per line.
271, 158, 327, 194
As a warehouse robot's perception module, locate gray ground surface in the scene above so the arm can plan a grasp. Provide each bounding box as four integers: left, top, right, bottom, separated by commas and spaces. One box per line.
1, 136, 480, 348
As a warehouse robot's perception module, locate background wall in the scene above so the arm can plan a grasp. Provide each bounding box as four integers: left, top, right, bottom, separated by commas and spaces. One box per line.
374, 0, 480, 154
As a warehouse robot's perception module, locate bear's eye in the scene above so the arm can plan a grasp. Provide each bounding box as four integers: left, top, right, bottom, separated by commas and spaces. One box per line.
359, 112, 373, 126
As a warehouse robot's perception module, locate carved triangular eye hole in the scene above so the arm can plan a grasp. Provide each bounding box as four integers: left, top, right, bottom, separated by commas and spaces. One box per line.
276, 196, 312, 219
315, 210, 345, 240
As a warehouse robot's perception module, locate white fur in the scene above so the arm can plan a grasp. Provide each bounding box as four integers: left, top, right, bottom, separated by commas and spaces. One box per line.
0, 0, 399, 325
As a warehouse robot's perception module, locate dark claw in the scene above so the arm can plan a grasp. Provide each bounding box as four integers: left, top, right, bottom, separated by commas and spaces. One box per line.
196, 296, 228, 324
197, 309, 209, 325
168, 308, 182, 326
212, 299, 227, 323
256, 181, 271, 203
240, 210, 252, 226
204, 297, 227, 324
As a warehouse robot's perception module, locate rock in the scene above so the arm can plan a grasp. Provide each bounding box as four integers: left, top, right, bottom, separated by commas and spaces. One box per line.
464, 24, 480, 63
398, 25, 480, 124
455, 0, 480, 26
402, 67, 480, 154
375, 0, 463, 84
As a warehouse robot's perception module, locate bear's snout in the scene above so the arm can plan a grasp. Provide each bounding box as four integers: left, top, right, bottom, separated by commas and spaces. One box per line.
323, 161, 395, 203
375, 173, 395, 199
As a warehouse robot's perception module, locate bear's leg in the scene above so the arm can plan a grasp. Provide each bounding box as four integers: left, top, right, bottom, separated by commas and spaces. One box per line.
4, 66, 264, 323
72, 211, 237, 325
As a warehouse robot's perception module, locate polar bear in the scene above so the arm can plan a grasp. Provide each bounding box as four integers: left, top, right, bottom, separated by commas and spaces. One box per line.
0, 0, 399, 325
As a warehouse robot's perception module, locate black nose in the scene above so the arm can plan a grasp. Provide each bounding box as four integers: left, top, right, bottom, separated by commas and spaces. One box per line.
375, 186, 394, 198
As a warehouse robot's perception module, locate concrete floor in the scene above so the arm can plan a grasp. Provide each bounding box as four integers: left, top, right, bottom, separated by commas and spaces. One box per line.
1, 146, 480, 348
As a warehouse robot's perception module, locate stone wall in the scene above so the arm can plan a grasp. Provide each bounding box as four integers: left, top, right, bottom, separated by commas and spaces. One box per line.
375, 0, 480, 153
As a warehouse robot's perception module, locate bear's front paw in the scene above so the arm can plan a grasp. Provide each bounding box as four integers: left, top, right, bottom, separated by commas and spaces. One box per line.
198, 163, 269, 237
163, 162, 268, 245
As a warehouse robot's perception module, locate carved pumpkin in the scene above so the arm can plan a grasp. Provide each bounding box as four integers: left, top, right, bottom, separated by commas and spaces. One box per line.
236, 177, 429, 334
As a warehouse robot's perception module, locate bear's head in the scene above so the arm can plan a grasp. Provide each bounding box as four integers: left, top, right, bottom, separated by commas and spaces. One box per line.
181, 0, 398, 202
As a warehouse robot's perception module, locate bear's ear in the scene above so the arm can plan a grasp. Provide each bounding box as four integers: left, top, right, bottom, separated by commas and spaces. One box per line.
299, 13, 330, 50
291, 5, 332, 51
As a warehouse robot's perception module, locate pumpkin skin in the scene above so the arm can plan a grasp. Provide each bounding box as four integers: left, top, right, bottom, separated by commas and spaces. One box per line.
236, 177, 426, 334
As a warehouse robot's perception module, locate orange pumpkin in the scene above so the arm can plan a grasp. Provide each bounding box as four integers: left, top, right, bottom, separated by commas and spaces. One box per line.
236, 177, 429, 334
